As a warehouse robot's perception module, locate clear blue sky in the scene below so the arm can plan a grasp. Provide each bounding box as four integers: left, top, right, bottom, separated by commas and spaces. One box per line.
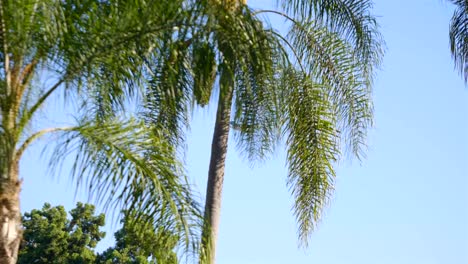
20, 0, 467, 263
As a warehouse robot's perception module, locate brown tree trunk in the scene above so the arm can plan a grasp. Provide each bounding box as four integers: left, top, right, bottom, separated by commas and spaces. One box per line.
0, 159, 22, 264
200, 77, 234, 264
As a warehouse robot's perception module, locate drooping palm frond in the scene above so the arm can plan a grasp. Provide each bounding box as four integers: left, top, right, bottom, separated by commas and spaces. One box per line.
279, 0, 384, 70
281, 69, 338, 245
289, 20, 373, 158
144, 38, 194, 149
143, 3, 285, 159
12, 0, 192, 135
449, 0, 468, 82
192, 42, 217, 107
48, 118, 202, 256
221, 8, 286, 163
279, 18, 377, 245
218, 2, 380, 245
135, 0, 383, 253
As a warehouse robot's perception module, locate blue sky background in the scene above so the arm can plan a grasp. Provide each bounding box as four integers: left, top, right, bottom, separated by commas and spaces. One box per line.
20, 0, 467, 263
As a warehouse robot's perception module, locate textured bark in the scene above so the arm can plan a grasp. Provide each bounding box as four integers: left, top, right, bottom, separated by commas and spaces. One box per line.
201, 81, 234, 264
0, 160, 22, 264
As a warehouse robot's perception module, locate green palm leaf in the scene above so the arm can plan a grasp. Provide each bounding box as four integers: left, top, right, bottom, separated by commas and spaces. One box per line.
282, 69, 338, 245
449, 0, 468, 82
48, 118, 201, 255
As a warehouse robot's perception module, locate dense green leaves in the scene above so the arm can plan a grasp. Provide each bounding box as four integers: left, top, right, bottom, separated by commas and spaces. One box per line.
19, 203, 105, 264
97, 211, 179, 264
281, 69, 338, 244
192, 43, 216, 107
19, 203, 180, 264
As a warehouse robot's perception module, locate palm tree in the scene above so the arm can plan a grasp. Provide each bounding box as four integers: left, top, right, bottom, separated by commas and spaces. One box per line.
145, 0, 384, 263
0, 1, 201, 263
449, 0, 468, 82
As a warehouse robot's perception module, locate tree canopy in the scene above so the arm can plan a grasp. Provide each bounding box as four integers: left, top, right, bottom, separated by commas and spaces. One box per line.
137, 2, 383, 260
19, 203, 105, 264
19, 203, 179, 264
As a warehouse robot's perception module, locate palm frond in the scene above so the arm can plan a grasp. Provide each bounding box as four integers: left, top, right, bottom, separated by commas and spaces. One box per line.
281, 69, 339, 245
449, 0, 468, 82
192, 42, 217, 107
48, 118, 202, 255
144, 38, 193, 148
11, 0, 193, 135
211, 7, 285, 162
289, 20, 373, 158
279, 0, 384, 77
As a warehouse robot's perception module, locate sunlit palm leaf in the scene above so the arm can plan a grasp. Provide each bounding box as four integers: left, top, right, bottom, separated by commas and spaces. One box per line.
279, 0, 384, 70
282, 69, 338, 245
289, 20, 373, 158
49, 118, 201, 255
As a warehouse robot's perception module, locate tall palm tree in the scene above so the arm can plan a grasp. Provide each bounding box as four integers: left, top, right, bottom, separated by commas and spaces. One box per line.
449, 0, 468, 82
0, 1, 201, 263
145, 0, 384, 263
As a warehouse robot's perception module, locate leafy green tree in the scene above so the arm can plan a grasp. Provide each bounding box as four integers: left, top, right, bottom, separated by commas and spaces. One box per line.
0, 1, 200, 262
18, 203, 105, 264
19, 203, 181, 264
143, 0, 384, 262
97, 211, 178, 264
449, 0, 468, 82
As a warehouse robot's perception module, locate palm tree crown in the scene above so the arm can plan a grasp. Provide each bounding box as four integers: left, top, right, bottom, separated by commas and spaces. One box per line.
142, 0, 384, 262
0, 1, 203, 262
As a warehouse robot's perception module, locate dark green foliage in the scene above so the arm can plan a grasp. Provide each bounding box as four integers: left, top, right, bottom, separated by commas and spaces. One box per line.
18, 203, 105, 264
19, 203, 179, 264
192, 43, 216, 106
97, 211, 178, 264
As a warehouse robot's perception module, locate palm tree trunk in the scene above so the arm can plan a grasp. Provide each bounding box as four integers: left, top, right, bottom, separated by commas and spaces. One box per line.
0, 159, 22, 264
201, 77, 234, 264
